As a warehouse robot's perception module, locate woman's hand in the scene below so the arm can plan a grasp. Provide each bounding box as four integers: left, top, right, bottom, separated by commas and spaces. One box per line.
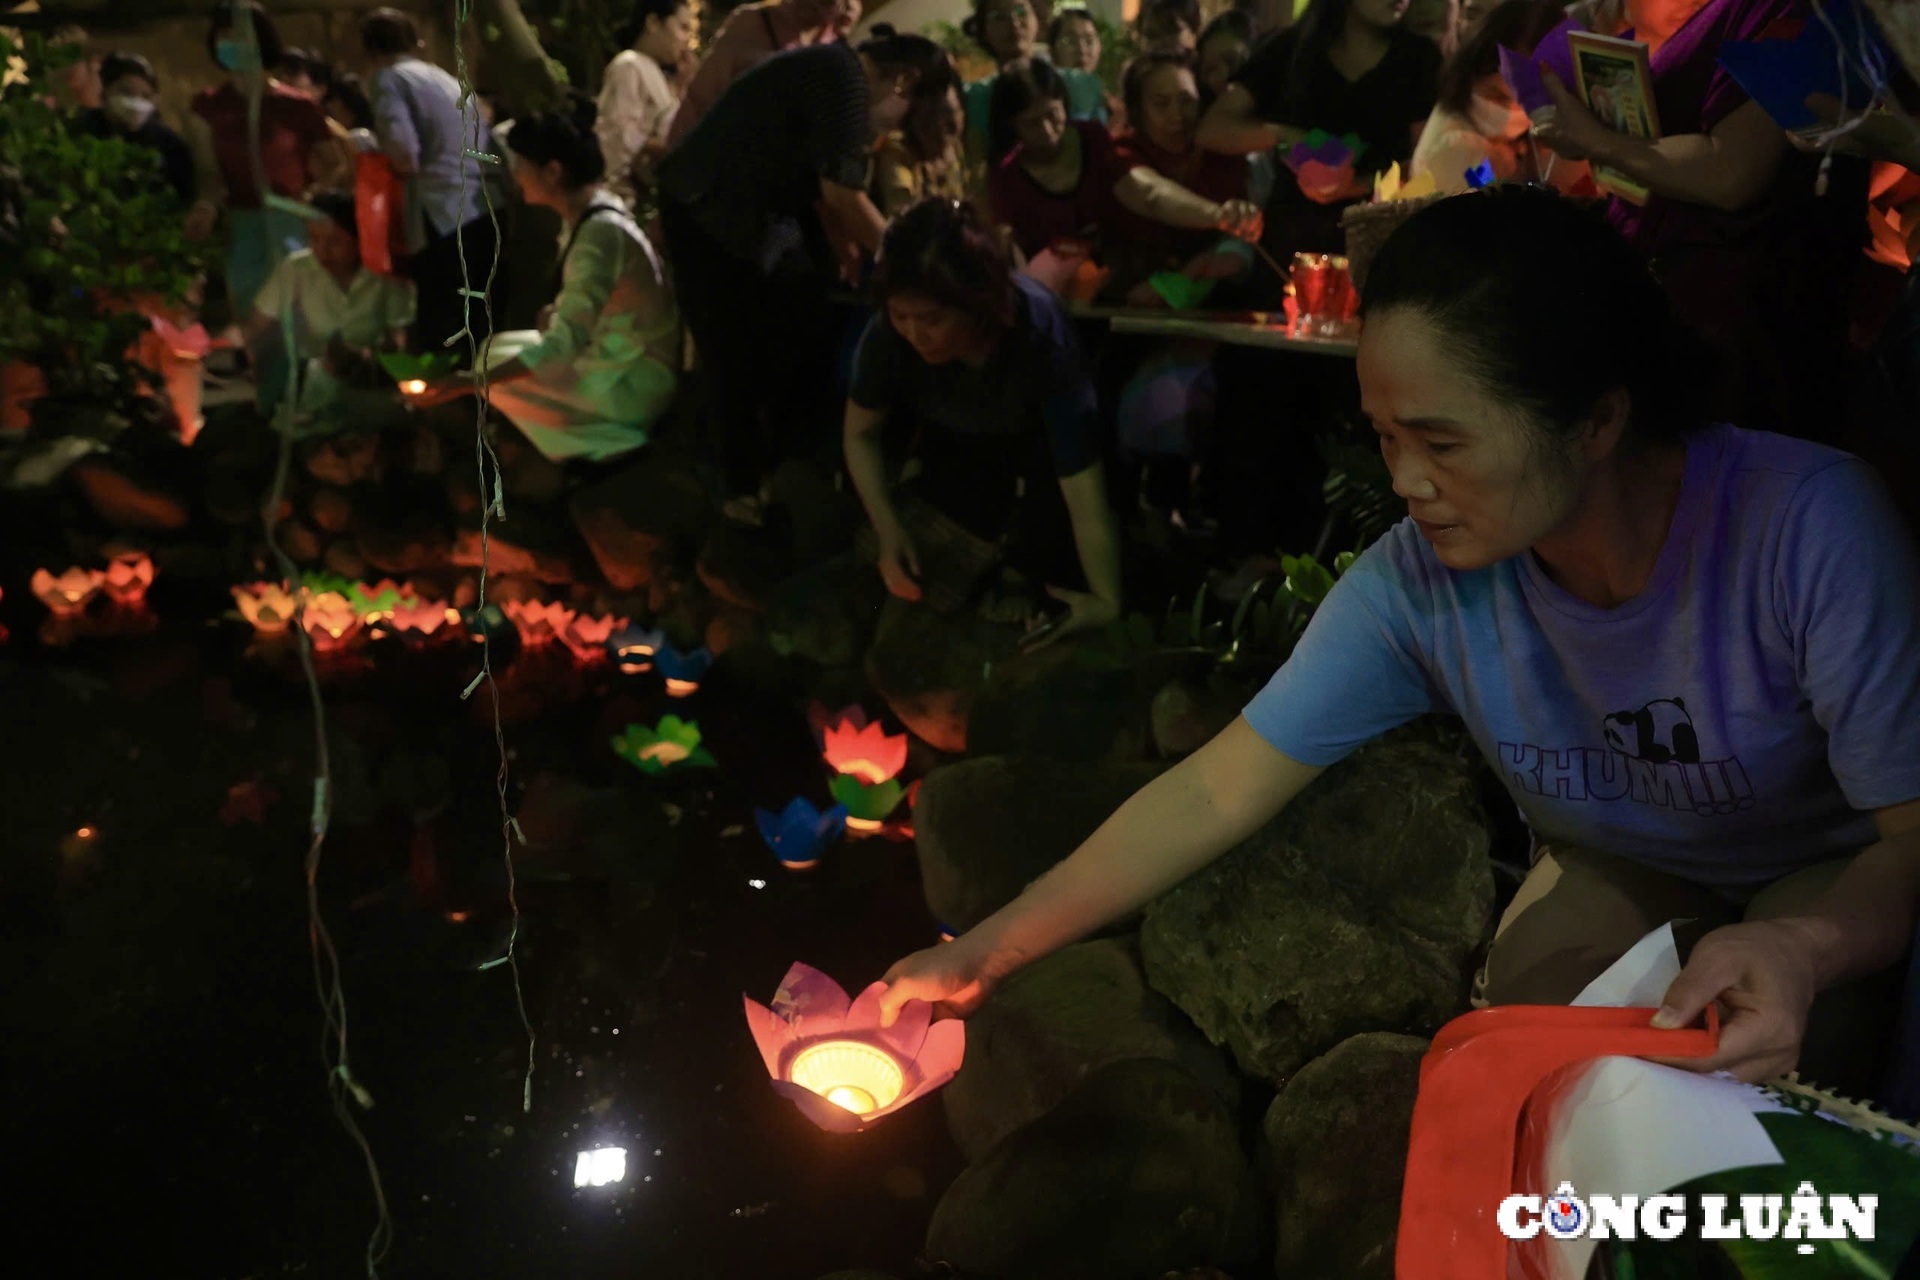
876, 523, 923, 602
1533, 71, 1614, 164
1214, 199, 1265, 242
404, 372, 475, 409
1645, 918, 1822, 1082
1025, 584, 1120, 651
878, 933, 1003, 1027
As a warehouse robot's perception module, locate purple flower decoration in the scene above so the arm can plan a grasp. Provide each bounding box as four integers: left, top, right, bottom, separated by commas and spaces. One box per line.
755, 798, 848, 871
1464, 158, 1497, 190
1285, 129, 1365, 173
1499, 17, 1584, 117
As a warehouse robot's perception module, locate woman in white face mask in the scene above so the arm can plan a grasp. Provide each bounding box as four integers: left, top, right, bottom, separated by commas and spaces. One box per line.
75, 52, 198, 207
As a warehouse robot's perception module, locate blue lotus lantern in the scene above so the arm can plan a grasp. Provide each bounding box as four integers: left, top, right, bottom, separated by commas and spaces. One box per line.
608, 624, 666, 674
655, 644, 714, 697
755, 798, 848, 872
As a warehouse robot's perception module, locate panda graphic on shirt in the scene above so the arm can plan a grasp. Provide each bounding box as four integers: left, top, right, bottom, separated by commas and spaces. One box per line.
1498, 696, 1754, 816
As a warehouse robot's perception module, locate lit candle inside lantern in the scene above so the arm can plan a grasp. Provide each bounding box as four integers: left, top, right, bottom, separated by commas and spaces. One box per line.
844, 815, 883, 833
401, 378, 427, 395
664, 678, 698, 698
787, 1040, 905, 1115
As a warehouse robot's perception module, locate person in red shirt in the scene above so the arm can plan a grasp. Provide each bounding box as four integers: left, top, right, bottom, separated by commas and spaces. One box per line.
1114, 52, 1256, 280
183, 1, 336, 321
987, 59, 1261, 275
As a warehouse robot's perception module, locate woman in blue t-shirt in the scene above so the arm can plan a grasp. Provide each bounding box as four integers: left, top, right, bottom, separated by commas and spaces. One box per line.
878, 188, 1920, 1101
844, 198, 1123, 642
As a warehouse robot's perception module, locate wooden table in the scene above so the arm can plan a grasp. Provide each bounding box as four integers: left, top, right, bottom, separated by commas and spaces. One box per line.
1095, 309, 1359, 359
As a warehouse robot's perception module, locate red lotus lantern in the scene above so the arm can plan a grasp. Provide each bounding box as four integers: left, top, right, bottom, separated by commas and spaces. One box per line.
558, 612, 630, 663
502, 599, 577, 648
301, 591, 363, 651
822, 718, 909, 786
101, 551, 154, 605
31, 567, 104, 616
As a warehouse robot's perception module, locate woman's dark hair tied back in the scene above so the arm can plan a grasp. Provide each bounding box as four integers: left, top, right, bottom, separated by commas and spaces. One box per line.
207, 1, 285, 73
507, 89, 606, 188
1360, 186, 1716, 444
985, 57, 1067, 166
857, 28, 954, 98
872, 197, 1018, 333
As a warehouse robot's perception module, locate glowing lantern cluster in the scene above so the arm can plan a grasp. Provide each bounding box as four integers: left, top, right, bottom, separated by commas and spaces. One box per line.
387, 596, 459, 640
655, 645, 713, 697
101, 551, 155, 605
611, 715, 717, 775
502, 599, 577, 648
743, 963, 964, 1132
755, 798, 847, 871
31, 567, 104, 616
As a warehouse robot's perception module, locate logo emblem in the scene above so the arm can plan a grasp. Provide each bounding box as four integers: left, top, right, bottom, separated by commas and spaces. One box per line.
1544, 1183, 1588, 1239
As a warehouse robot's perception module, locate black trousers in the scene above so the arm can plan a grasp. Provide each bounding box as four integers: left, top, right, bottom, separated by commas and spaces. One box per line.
408, 213, 500, 361
660, 199, 838, 499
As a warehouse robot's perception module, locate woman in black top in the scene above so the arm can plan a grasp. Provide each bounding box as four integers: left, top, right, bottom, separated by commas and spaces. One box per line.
74, 52, 197, 206
658, 32, 952, 523
1196, 0, 1439, 261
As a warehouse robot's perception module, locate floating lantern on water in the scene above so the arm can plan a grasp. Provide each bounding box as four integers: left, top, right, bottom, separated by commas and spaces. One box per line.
233, 581, 300, 634
822, 718, 908, 786
755, 798, 848, 872
559, 612, 629, 664
655, 645, 713, 697
611, 715, 717, 775
31, 567, 104, 616
388, 596, 459, 640
743, 962, 965, 1132
101, 551, 155, 605
301, 591, 363, 651
348, 578, 408, 620
607, 624, 665, 673
502, 599, 577, 648
828, 774, 906, 834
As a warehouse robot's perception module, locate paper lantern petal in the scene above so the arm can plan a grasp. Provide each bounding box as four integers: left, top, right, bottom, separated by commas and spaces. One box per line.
771, 962, 852, 1035
843, 980, 888, 1035
913, 1016, 968, 1084
742, 996, 787, 1078
769, 1078, 869, 1133
878, 993, 932, 1062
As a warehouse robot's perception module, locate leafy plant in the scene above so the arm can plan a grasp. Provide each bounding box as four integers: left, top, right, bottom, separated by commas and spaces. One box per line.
1319, 428, 1400, 557
0, 30, 207, 412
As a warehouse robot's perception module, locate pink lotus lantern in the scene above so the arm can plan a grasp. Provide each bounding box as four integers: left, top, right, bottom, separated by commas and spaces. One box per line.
558, 612, 630, 663
233, 582, 300, 634
31, 567, 104, 616
743, 963, 965, 1133
502, 599, 577, 648
301, 591, 363, 651
388, 597, 459, 640
102, 551, 155, 605
822, 718, 908, 786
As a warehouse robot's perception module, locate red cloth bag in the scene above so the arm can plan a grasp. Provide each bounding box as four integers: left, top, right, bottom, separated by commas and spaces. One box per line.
354, 151, 409, 277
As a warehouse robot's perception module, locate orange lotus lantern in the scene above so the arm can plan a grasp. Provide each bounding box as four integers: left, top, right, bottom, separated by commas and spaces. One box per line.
102, 551, 155, 605
233, 582, 300, 634
743, 963, 965, 1132
502, 599, 578, 648
558, 612, 630, 663
301, 591, 363, 651
31, 567, 104, 616
822, 718, 908, 786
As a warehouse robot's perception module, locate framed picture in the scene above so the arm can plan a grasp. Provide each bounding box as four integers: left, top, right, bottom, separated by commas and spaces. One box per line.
1568, 31, 1662, 206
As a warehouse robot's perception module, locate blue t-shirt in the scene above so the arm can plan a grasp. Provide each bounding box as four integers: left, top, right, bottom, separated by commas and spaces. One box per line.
848, 273, 1100, 478
1244, 425, 1920, 895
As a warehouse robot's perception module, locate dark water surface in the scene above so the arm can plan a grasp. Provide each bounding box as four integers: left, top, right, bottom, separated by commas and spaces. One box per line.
0, 578, 961, 1279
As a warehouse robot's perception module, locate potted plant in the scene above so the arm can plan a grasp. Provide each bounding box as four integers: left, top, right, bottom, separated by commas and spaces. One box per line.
0, 28, 206, 446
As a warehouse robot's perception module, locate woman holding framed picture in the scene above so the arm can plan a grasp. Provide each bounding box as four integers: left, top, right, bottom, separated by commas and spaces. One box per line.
1530, 0, 1869, 444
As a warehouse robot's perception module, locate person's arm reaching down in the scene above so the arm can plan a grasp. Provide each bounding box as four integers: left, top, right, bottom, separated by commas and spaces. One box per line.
843, 397, 923, 601
880, 718, 1324, 1023
1195, 83, 1307, 156
1114, 165, 1264, 239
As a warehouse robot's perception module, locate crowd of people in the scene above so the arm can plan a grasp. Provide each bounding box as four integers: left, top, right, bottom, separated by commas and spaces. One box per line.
10, 0, 1920, 1112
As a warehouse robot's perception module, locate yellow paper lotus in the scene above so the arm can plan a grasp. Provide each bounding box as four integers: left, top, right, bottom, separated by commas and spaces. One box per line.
233, 581, 300, 634
1374, 161, 1437, 204
301, 591, 363, 651
31, 567, 104, 616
